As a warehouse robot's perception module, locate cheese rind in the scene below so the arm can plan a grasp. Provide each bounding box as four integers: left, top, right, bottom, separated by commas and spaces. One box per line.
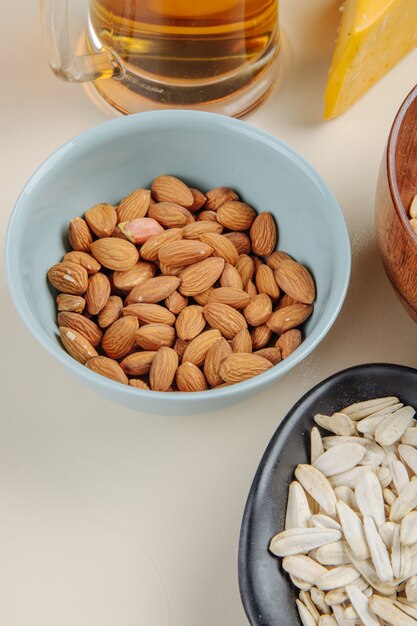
324, 0, 417, 120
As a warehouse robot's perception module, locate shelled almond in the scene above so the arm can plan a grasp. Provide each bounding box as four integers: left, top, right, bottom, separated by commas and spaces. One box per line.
47, 175, 316, 391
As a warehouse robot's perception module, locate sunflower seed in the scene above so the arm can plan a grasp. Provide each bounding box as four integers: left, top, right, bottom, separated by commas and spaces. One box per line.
324, 577, 368, 606
402, 429, 417, 447
401, 513, 417, 546
313, 444, 366, 477
285, 481, 312, 529
331, 603, 351, 626
311, 587, 331, 614
346, 584, 381, 626
343, 605, 358, 622
315, 414, 356, 436
369, 594, 416, 625
401, 545, 412, 580
406, 577, 417, 602
283, 555, 328, 584
330, 467, 366, 489
399, 445, 417, 476
384, 488, 397, 507
295, 465, 337, 515
391, 459, 411, 494
379, 522, 399, 550
300, 590, 321, 623
343, 397, 400, 420
291, 574, 313, 590
364, 516, 394, 582
311, 427, 325, 463
296, 598, 318, 626
323, 436, 368, 449
313, 541, 350, 566
337, 501, 370, 559
355, 470, 385, 528
318, 615, 338, 625
362, 442, 386, 470
392, 525, 402, 579
376, 466, 393, 488
390, 479, 417, 522
356, 403, 405, 433
347, 548, 398, 596
396, 599, 417, 620
334, 486, 358, 509
375, 407, 416, 446
270, 527, 341, 557
316, 565, 361, 590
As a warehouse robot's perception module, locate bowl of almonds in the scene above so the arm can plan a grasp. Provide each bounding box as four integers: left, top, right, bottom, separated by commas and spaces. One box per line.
239, 363, 417, 626
5, 111, 350, 414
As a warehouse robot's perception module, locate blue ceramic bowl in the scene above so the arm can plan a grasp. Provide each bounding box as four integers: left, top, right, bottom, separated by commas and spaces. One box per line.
5, 111, 351, 415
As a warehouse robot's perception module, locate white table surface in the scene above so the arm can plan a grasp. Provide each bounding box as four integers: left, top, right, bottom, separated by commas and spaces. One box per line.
2, 2, 417, 624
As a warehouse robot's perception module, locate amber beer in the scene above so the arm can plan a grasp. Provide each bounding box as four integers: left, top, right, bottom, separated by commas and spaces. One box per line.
88, 0, 279, 111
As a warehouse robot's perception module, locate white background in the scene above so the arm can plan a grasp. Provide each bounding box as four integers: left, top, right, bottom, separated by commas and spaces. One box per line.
1, 1, 417, 624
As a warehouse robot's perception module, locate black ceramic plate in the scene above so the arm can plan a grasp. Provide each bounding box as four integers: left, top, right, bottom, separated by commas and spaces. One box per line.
238, 363, 417, 626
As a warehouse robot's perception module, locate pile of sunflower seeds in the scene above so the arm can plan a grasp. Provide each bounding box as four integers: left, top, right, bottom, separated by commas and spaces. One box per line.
270, 396, 417, 626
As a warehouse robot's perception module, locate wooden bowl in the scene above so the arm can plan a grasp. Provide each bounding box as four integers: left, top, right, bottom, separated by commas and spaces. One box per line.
376, 84, 417, 321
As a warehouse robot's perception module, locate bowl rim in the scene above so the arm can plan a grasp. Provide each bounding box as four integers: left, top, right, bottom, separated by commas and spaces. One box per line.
5, 109, 351, 404
387, 84, 417, 246
237, 361, 417, 625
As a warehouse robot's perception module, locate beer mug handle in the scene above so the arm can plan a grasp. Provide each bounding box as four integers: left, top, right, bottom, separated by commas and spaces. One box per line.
40, 0, 124, 82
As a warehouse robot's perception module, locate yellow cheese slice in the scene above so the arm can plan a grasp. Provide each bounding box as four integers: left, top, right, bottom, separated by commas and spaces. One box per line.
324, 0, 417, 120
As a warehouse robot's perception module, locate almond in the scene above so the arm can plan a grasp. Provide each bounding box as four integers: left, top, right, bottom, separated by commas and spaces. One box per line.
126, 276, 180, 304
276, 294, 299, 309
182, 221, 223, 239
112, 225, 129, 240
59, 326, 98, 363
219, 353, 272, 383
85, 203, 117, 238
243, 293, 272, 326
122, 303, 176, 326
251, 323, 272, 350
176, 362, 208, 392
189, 188, 207, 212
117, 188, 151, 223
68, 217, 93, 252
173, 338, 189, 361
220, 263, 243, 290
121, 351, 157, 375
85, 272, 111, 315
165, 291, 188, 314
224, 232, 251, 255
231, 328, 253, 353
255, 347, 282, 365
204, 337, 232, 387
118, 218, 164, 245
199, 232, 239, 265
90, 237, 139, 271
85, 355, 128, 384
135, 323, 176, 350
207, 287, 251, 309
235, 254, 255, 286
274, 260, 316, 305
140, 228, 183, 262
198, 211, 218, 222
113, 261, 155, 292
56, 294, 86, 313
203, 303, 247, 339
193, 288, 214, 306
148, 202, 188, 228
256, 264, 280, 300
158, 240, 213, 267
245, 279, 258, 298
129, 378, 150, 390
250, 212, 277, 256
102, 316, 139, 359
57, 311, 102, 347
149, 347, 178, 391
182, 329, 222, 366
97, 295, 123, 328
267, 304, 313, 333
63, 251, 101, 274
159, 262, 185, 277
151, 175, 194, 207
47, 261, 88, 295
276, 329, 302, 359
267, 250, 292, 270
252, 255, 263, 273
205, 187, 238, 211
178, 257, 225, 296
175, 305, 206, 341
217, 201, 256, 231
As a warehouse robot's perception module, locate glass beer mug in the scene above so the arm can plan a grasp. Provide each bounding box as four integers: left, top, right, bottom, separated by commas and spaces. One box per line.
41, 0, 282, 116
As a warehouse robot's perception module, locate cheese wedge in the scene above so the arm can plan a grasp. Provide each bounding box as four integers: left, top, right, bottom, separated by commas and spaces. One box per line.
324, 0, 417, 119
